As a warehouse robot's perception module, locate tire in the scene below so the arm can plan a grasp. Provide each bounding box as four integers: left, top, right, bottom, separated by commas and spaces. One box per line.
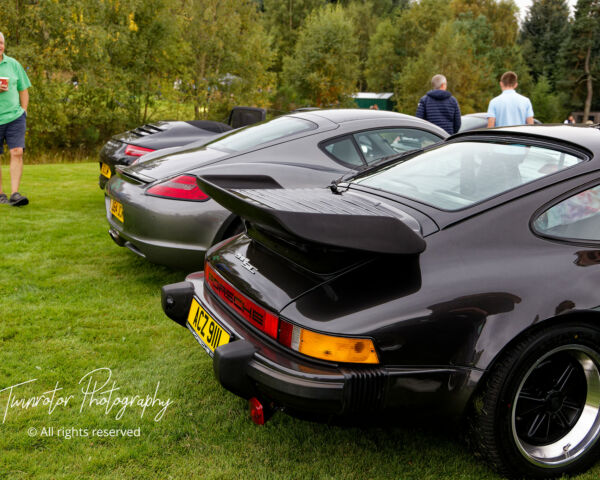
468, 322, 600, 479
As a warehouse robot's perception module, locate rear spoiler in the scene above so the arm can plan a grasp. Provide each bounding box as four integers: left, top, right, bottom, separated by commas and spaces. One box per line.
197, 175, 426, 255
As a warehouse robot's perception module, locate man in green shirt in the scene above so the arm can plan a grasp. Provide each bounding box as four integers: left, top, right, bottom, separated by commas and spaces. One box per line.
0, 31, 31, 206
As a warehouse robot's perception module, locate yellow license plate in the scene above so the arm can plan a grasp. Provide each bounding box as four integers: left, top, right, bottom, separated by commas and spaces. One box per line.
110, 198, 124, 223
101, 162, 112, 179
187, 298, 230, 354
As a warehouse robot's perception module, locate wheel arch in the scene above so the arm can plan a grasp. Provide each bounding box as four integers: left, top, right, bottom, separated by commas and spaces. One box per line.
468, 308, 600, 410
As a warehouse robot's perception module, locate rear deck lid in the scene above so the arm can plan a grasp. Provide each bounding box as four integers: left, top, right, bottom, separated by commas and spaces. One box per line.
124, 146, 230, 182
111, 120, 229, 150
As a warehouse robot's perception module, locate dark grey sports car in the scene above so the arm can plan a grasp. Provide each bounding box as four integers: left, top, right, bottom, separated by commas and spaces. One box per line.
162, 125, 600, 478
98, 107, 266, 188
105, 109, 447, 269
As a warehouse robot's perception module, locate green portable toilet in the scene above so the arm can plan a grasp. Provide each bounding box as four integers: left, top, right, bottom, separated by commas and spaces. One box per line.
352, 92, 395, 111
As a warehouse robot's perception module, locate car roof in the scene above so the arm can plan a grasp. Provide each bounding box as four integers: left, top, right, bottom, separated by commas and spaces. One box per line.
292, 108, 436, 127
451, 125, 600, 156
348, 125, 600, 231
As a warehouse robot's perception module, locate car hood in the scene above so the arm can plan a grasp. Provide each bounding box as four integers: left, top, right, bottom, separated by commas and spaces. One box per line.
124, 146, 230, 181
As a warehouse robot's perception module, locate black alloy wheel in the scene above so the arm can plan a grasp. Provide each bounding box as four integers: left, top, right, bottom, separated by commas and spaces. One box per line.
468, 323, 600, 479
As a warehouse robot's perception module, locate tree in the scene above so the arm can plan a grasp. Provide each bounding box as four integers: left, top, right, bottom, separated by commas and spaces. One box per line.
450, 0, 519, 48
345, 1, 383, 91
519, 0, 571, 88
529, 76, 568, 122
281, 4, 359, 106
365, 0, 451, 92
263, 0, 325, 72
559, 0, 600, 121
393, 21, 491, 114
364, 18, 400, 91
179, 0, 275, 120
108, 0, 181, 124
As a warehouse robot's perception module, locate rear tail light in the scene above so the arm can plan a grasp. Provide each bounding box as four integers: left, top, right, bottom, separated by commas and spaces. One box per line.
205, 262, 379, 364
278, 319, 379, 364
125, 144, 155, 157
146, 175, 210, 201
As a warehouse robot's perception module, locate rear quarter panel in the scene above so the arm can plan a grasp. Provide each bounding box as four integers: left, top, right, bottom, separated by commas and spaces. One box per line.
279, 171, 600, 371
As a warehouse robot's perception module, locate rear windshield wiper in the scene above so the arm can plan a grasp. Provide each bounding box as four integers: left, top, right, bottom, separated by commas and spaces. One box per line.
330, 148, 425, 193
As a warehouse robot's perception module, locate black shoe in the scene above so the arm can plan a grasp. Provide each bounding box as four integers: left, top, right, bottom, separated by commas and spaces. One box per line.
0, 193, 7, 204
9, 192, 28, 206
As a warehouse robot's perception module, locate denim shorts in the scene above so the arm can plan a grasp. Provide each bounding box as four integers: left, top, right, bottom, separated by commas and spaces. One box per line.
0, 112, 26, 154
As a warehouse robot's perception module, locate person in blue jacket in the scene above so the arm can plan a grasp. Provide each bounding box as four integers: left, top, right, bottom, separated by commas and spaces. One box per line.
416, 74, 461, 135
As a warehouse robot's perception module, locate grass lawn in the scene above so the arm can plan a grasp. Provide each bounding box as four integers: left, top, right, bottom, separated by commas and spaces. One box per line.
0, 162, 598, 480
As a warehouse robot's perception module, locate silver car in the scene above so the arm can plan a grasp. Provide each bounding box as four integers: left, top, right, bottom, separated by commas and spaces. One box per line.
105, 109, 447, 270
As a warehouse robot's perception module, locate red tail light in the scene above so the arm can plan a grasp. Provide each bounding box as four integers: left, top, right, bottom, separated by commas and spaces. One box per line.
205, 263, 279, 339
125, 144, 155, 157
146, 175, 210, 201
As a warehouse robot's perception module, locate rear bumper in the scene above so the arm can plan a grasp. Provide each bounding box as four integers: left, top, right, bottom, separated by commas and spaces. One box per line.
162, 275, 478, 417
99, 141, 129, 189
104, 179, 232, 270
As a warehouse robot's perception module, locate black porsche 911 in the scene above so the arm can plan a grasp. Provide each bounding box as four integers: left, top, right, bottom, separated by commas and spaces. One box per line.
98, 107, 266, 188
162, 125, 600, 478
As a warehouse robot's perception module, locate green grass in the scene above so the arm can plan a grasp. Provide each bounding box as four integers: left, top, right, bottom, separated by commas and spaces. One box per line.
0, 163, 598, 480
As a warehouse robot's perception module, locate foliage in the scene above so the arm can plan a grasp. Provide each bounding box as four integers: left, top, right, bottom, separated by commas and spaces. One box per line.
281, 4, 359, 106
263, 0, 326, 72
364, 0, 452, 93
0, 0, 598, 155
519, 0, 571, 89
176, 0, 275, 121
364, 18, 400, 92
393, 21, 492, 114
529, 75, 568, 122
558, 0, 600, 118
344, 0, 405, 90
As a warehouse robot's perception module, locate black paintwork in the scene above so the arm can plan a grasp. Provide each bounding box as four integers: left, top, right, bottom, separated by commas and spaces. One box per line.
164, 125, 600, 420
205, 128, 600, 370
196, 179, 426, 254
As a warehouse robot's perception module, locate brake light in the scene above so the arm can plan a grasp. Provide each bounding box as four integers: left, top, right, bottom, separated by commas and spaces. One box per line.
205, 264, 278, 339
146, 175, 210, 201
125, 144, 155, 157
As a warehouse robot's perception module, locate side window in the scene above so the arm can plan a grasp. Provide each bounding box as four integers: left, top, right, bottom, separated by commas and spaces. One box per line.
533, 185, 600, 241
353, 128, 441, 165
323, 137, 364, 167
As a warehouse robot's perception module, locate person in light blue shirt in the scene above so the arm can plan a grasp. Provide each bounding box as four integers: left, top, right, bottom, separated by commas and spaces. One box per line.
487, 71, 534, 128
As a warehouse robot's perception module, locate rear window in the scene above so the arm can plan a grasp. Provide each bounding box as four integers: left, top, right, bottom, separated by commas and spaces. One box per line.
207, 116, 316, 153
353, 141, 584, 210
